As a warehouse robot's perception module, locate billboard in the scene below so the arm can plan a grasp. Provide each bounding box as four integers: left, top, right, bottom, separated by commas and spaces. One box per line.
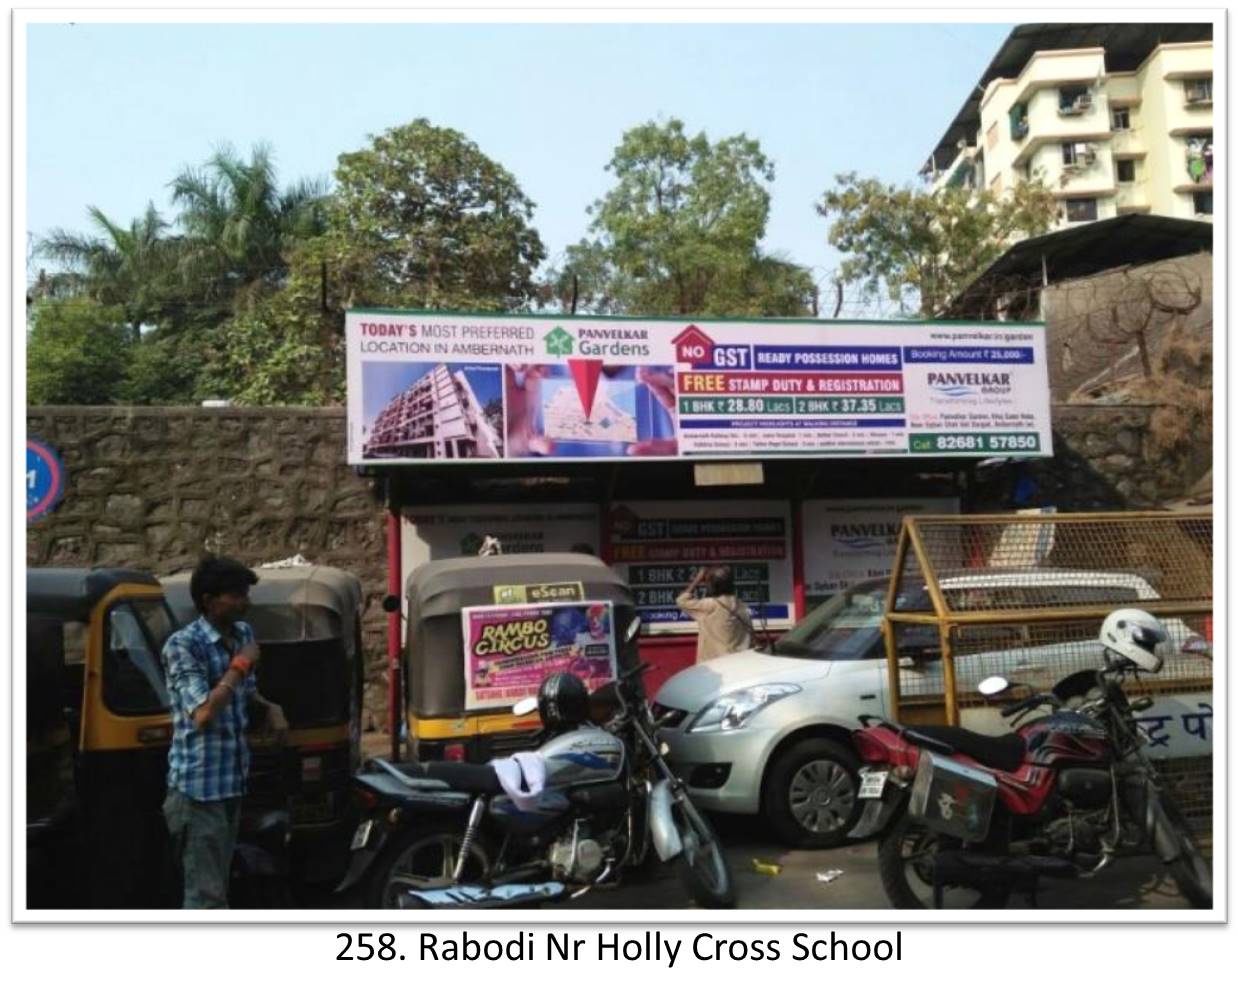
608, 500, 794, 633
346, 309, 1052, 464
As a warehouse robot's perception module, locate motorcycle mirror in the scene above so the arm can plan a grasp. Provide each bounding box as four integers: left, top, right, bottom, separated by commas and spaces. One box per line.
381, 594, 401, 614
978, 675, 1010, 697
512, 696, 539, 717
625, 617, 642, 643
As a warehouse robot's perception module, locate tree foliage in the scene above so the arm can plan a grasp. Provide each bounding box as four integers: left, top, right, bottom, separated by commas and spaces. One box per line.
817, 172, 1059, 317
27, 298, 131, 404
556, 119, 816, 317
329, 119, 546, 311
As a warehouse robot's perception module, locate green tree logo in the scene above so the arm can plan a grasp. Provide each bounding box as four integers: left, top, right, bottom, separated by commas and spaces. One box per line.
544, 326, 574, 357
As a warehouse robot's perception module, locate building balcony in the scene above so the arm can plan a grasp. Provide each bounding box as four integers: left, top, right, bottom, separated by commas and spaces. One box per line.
1155, 42, 1213, 83
1008, 48, 1106, 106
1114, 183, 1151, 214
1110, 128, 1146, 159
1012, 90, 1110, 166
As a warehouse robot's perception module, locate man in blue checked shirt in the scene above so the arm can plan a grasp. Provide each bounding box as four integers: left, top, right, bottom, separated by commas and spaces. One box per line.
162, 556, 287, 908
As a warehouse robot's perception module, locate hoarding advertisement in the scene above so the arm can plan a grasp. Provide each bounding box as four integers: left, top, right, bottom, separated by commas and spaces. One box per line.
462, 601, 618, 711
346, 310, 1052, 464
801, 498, 960, 604
609, 501, 794, 632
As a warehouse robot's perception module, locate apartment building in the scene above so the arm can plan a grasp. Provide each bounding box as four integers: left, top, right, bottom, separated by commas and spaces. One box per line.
923, 23, 1213, 227
363, 363, 501, 460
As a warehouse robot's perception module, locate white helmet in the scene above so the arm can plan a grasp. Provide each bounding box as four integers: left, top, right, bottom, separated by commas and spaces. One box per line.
1099, 608, 1167, 672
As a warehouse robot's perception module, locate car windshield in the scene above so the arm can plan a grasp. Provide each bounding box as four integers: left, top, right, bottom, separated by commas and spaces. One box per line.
775, 580, 932, 661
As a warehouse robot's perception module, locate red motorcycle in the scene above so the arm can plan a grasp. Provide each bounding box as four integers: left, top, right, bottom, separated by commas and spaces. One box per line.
850, 653, 1211, 909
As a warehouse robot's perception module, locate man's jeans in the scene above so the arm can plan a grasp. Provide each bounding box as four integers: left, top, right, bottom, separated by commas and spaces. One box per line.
163, 789, 242, 909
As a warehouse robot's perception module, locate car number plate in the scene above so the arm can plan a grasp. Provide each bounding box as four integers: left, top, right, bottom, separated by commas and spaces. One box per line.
858, 770, 889, 800
350, 819, 374, 851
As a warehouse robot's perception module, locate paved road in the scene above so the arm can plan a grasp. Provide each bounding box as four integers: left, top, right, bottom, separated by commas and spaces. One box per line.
571, 813, 1197, 911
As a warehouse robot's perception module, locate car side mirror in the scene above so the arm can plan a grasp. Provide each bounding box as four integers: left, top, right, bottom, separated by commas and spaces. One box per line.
513, 697, 538, 717
381, 594, 401, 614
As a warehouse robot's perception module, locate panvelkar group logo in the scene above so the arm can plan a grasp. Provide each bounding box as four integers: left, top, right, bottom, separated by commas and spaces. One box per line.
830, 522, 899, 553
927, 370, 1012, 401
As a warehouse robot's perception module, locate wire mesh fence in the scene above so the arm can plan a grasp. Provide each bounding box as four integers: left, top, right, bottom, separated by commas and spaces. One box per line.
884, 512, 1214, 838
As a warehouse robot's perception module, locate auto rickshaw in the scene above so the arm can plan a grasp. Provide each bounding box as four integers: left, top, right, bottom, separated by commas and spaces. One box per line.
401, 552, 639, 762
26, 568, 180, 908
162, 564, 364, 884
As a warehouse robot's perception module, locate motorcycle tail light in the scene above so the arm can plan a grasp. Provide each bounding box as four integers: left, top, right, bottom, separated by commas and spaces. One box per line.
854, 732, 889, 763
443, 742, 467, 763
354, 787, 379, 810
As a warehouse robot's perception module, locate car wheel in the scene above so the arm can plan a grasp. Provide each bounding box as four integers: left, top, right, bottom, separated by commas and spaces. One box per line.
762, 738, 860, 848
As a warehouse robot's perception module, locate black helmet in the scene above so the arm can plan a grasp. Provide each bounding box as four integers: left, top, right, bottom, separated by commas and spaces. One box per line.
537, 671, 589, 734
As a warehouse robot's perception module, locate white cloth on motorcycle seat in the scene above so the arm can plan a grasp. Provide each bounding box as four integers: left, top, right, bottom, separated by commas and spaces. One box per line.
488, 753, 547, 811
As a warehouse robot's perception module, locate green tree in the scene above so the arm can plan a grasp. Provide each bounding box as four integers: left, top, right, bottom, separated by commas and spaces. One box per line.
37, 203, 178, 340
170, 143, 328, 313
329, 119, 546, 310
27, 298, 131, 404
817, 172, 1059, 317
566, 118, 815, 316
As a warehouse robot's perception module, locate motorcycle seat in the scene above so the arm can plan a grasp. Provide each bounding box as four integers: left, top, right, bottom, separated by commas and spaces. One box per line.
904, 725, 1026, 773
398, 761, 503, 795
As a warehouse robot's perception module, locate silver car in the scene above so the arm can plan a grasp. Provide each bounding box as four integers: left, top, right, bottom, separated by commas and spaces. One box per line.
653, 571, 1191, 848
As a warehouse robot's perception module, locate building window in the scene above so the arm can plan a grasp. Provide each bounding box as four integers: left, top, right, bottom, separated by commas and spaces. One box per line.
1058, 85, 1092, 115
1009, 103, 1029, 140
1111, 106, 1131, 130
1061, 142, 1095, 168
1116, 159, 1136, 183
1193, 191, 1213, 216
1064, 198, 1098, 223
1184, 77, 1212, 105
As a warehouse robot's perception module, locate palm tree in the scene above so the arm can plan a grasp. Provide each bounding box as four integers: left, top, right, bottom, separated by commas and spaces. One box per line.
38, 203, 176, 341
170, 143, 327, 310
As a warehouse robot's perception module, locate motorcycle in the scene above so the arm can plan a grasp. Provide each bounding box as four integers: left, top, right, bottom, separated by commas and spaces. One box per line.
850, 655, 1212, 909
337, 627, 736, 910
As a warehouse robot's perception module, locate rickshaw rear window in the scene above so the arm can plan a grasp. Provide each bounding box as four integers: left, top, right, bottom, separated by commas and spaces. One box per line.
102, 601, 173, 716
255, 639, 351, 726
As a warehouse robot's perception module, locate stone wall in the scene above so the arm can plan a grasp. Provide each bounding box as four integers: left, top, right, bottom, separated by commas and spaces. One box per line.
26, 401, 1186, 731
25, 407, 393, 729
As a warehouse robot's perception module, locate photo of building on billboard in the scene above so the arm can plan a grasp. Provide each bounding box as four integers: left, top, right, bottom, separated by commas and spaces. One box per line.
361, 362, 504, 460
504, 363, 678, 458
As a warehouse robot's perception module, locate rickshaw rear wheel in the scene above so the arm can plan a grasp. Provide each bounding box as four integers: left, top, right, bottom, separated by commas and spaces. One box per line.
367, 824, 494, 908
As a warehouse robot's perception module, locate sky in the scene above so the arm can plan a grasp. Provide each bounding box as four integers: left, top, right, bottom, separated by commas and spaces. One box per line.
24, 20, 1013, 286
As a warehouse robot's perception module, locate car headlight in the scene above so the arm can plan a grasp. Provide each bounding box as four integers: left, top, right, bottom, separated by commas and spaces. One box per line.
688, 683, 802, 733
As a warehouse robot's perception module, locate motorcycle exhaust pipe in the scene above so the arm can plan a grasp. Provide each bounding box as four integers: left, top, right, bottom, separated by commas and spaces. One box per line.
396, 881, 568, 910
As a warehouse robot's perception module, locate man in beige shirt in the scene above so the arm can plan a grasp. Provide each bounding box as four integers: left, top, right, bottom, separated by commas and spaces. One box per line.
675, 566, 753, 664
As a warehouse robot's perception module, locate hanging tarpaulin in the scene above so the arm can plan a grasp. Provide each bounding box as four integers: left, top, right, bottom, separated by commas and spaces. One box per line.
345, 309, 1053, 465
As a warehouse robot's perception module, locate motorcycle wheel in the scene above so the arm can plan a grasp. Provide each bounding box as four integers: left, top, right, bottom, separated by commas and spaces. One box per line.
1156, 791, 1212, 909
366, 825, 493, 909
670, 794, 736, 908
877, 812, 1010, 910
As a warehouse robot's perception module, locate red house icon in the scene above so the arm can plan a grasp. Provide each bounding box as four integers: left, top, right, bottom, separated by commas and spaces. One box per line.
672, 324, 715, 364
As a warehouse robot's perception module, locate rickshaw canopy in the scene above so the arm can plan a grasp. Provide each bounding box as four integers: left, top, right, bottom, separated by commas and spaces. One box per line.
405, 553, 637, 719
162, 565, 363, 654
27, 568, 161, 621
407, 553, 631, 618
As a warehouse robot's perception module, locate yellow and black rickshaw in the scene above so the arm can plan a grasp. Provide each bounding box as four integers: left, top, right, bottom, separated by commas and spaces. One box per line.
163, 564, 364, 883
401, 552, 639, 762
26, 567, 180, 908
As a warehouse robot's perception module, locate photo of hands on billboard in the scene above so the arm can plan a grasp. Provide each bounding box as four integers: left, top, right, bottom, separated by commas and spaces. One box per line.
506, 362, 678, 458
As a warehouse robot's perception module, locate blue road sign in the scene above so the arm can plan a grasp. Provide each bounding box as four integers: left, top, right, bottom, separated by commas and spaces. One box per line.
27, 438, 65, 522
